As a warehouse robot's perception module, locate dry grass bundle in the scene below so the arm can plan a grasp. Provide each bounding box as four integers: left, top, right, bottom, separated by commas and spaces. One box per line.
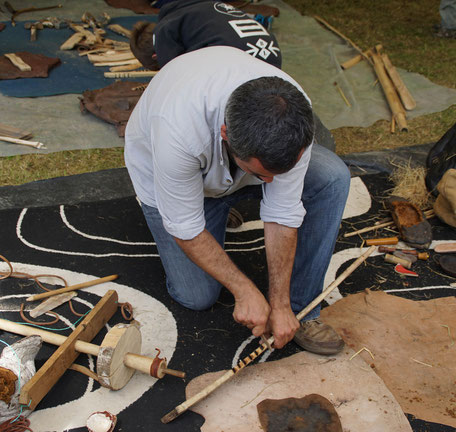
388, 160, 435, 209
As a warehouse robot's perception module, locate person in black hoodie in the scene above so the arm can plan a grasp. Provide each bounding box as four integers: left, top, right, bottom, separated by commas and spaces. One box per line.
130, 0, 282, 70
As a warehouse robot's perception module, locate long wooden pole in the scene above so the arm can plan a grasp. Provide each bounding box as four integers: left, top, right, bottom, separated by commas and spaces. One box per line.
161, 246, 376, 423
381, 53, 416, 110
370, 51, 408, 131
313, 16, 373, 66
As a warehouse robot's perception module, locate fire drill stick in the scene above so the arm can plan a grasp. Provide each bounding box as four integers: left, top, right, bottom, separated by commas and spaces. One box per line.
161, 246, 376, 423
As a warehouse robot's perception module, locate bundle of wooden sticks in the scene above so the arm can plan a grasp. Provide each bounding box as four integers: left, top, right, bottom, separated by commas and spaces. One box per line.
315, 16, 416, 133
60, 17, 158, 79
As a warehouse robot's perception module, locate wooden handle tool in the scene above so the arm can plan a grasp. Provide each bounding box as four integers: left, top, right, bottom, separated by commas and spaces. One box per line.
161, 246, 376, 423
26, 274, 118, 302
365, 237, 399, 246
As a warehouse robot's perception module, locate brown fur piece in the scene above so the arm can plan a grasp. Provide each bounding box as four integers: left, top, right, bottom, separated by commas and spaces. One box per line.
257, 394, 342, 432
0, 367, 17, 405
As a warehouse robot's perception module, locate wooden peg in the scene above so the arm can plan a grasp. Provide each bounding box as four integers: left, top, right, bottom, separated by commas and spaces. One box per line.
60, 32, 85, 50
4, 53, 31, 71
365, 237, 399, 246
107, 24, 132, 38
384, 253, 412, 269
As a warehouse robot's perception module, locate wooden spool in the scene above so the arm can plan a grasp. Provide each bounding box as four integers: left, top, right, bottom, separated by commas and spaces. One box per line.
0, 319, 185, 392
97, 323, 142, 390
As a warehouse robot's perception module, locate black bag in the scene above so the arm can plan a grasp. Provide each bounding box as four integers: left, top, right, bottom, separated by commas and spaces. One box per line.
425, 123, 456, 195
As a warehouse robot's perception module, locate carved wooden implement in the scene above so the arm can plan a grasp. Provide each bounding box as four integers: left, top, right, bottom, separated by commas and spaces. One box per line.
0, 290, 185, 412
161, 246, 376, 423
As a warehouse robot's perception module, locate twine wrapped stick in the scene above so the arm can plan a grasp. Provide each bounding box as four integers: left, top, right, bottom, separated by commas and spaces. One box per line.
161, 245, 376, 423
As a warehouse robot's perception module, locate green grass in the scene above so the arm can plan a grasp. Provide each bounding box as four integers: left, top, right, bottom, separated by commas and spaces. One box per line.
284, 0, 456, 154
1, 0, 455, 185
0, 148, 125, 186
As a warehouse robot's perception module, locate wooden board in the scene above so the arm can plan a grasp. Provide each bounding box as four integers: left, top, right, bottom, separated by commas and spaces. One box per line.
19, 290, 118, 410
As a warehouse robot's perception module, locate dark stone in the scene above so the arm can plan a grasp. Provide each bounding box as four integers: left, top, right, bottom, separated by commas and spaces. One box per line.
257, 393, 343, 432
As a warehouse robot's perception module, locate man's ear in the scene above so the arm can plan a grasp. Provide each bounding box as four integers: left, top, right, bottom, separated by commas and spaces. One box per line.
220, 124, 228, 141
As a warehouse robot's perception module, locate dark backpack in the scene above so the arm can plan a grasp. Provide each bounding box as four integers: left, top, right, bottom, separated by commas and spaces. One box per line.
425, 123, 456, 196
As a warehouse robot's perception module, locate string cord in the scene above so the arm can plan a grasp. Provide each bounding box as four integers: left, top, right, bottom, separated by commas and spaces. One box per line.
0, 255, 134, 325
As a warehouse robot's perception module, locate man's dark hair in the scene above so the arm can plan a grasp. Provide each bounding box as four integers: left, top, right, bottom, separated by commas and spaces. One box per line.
225, 76, 314, 173
130, 21, 160, 70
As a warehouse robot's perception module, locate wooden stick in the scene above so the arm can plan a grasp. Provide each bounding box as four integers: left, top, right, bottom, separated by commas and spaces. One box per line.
161, 246, 376, 423
4, 53, 31, 71
88, 51, 135, 63
370, 51, 408, 131
341, 46, 381, 70
110, 62, 142, 72
26, 274, 118, 302
344, 209, 434, 238
107, 24, 132, 38
334, 82, 351, 107
104, 70, 159, 78
94, 59, 139, 67
313, 16, 373, 66
365, 236, 399, 246
68, 24, 97, 45
381, 53, 416, 110
0, 135, 46, 149
0, 123, 32, 139
60, 32, 85, 50
29, 291, 77, 318
344, 220, 395, 237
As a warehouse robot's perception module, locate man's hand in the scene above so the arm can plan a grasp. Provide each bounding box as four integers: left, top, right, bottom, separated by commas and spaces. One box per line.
233, 286, 271, 337
266, 306, 300, 349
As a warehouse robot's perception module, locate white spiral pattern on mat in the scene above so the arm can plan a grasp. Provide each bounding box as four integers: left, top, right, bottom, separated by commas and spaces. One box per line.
0, 263, 177, 431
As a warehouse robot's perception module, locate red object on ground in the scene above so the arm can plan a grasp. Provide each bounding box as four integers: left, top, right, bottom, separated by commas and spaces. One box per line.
394, 264, 418, 277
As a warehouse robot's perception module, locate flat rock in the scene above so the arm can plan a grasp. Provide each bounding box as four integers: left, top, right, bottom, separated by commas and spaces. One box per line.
186, 349, 412, 432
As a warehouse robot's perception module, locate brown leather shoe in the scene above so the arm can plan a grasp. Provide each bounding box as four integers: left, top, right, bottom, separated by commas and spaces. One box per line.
293, 319, 344, 355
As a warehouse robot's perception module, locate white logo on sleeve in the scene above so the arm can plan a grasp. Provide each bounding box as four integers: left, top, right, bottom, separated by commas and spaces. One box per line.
246, 39, 280, 60
228, 19, 270, 38
214, 2, 246, 17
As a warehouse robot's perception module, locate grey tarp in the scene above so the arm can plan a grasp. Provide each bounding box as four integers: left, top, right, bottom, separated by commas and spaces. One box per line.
0, 0, 455, 156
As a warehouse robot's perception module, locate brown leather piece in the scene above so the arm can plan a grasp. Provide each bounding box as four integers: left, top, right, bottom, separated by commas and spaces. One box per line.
322, 290, 456, 428
0, 51, 61, 80
257, 394, 343, 432
0, 24, 5, 32
79, 81, 145, 137
386, 196, 432, 248
0, 366, 17, 404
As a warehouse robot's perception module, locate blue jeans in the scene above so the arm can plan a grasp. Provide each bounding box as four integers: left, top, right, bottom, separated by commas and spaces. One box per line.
141, 144, 350, 320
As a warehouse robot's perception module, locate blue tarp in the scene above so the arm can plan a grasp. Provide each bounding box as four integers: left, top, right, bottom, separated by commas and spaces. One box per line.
0, 15, 157, 97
